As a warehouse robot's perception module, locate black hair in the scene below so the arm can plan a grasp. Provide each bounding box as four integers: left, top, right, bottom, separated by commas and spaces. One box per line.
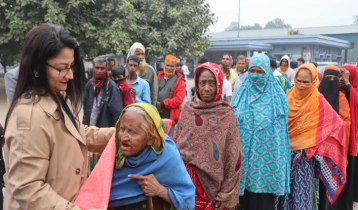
217, 62, 227, 71
177, 62, 182, 67
297, 58, 305, 63
220, 53, 232, 61
311, 61, 318, 68
6, 23, 84, 128
198, 57, 210, 65
195, 68, 212, 88
290, 60, 298, 69
111, 64, 126, 77
127, 55, 140, 65
195, 68, 216, 101
270, 59, 277, 69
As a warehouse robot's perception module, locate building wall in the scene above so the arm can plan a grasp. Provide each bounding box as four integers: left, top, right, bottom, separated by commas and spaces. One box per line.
205, 44, 346, 66
347, 43, 358, 63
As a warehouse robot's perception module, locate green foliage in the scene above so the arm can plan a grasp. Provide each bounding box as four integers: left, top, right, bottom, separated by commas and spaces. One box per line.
264, 18, 292, 29
240, 23, 262, 30
0, 0, 216, 65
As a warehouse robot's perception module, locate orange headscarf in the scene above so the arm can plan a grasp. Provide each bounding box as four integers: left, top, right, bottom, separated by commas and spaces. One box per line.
164, 55, 177, 77
287, 64, 320, 150
287, 64, 346, 203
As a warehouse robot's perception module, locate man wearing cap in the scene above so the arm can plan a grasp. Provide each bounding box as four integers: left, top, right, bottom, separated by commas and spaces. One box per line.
127, 42, 158, 105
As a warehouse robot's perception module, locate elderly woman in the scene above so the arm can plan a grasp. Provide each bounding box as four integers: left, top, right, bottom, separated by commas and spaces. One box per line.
276, 64, 346, 210
231, 53, 291, 210
174, 62, 242, 209
3, 23, 114, 210
75, 103, 195, 210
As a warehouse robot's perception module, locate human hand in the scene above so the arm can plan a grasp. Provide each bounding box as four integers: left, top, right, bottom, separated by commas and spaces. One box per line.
341, 68, 350, 85
128, 174, 167, 198
131, 88, 136, 98
155, 102, 162, 111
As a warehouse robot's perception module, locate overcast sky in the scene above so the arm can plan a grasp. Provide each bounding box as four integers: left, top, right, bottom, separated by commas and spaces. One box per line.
206, 0, 358, 32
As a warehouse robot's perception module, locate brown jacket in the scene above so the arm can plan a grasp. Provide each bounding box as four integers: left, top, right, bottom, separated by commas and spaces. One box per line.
3, 94, 115, 210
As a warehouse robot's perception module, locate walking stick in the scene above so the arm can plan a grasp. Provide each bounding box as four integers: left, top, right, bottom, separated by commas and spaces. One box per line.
147, 196, 154, 210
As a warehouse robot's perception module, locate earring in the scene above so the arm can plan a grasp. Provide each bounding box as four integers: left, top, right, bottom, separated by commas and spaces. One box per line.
34, 72, 39, 77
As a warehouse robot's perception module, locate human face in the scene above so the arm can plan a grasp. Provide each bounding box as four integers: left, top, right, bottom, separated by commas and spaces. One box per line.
164, 61, 176, 74
249, 66, 265, 74
46, 47, 74, 93
221, 55, 232, 69
181, 60, 185, 65
198, 70, 217, 102
297, 60, 303, 66
296, 69, 312, 89
134, 49, 145, 61
112, 74, 125, 80
176, 66, 182, 71
94, 62, 106, 77
118, 111, 153, 157
340, 72, 345, 88
126, 60, 139, 76
236, 59, 246, 72
281, 59, 288, 67
324, 74, 339, 81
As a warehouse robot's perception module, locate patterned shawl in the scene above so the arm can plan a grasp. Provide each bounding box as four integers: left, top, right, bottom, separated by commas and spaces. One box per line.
231, 53, 291, 196
275, 75, 292, 93
287, 64, 346, 203
174, 62, 242, 208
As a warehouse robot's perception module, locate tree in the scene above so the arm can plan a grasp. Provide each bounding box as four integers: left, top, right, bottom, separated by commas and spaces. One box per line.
0, 0, 216, 69
225, 22, 263, 31
225, 22, 239, 31
264, 18, 292, 29
240, 23, 263, 30
354, 15, 358, 24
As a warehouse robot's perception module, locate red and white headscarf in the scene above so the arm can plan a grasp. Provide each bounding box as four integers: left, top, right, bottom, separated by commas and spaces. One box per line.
194, 62, 224, 102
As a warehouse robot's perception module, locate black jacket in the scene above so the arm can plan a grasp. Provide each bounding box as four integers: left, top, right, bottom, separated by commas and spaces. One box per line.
83, 78, 123, 127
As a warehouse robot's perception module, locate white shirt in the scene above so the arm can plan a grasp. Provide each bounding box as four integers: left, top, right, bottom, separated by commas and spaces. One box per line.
273, 70, 282, 77
223, 79, 233, 100
182, 65, 190, 80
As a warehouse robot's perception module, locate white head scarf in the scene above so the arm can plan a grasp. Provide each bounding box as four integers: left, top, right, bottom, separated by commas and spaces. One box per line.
127, 42, 145, 60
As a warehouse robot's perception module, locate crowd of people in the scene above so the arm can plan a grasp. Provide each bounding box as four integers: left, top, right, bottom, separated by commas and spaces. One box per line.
1, 23, 358, 210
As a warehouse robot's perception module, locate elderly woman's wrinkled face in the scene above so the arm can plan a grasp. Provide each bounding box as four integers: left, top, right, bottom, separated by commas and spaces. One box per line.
118, 111, 153, 157
296, 68, 312, 90
198, 70, 217, 102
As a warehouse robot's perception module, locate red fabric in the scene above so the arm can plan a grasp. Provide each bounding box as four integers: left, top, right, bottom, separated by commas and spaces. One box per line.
185, 163, 231, 210
92, 65, 108, 95
341, 65, 358, 156
343, 65, 358, 90
194, 62, 224, 102
116, 80, 135, 107
74, 134, 116, 210
347, 88, 358, 156
162, 119, 173, 134
157, 71, 186, 124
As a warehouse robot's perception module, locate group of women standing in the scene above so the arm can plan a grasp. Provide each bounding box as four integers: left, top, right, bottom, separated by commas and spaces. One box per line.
3, 23, 358, 210
228, 53, 358, 210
